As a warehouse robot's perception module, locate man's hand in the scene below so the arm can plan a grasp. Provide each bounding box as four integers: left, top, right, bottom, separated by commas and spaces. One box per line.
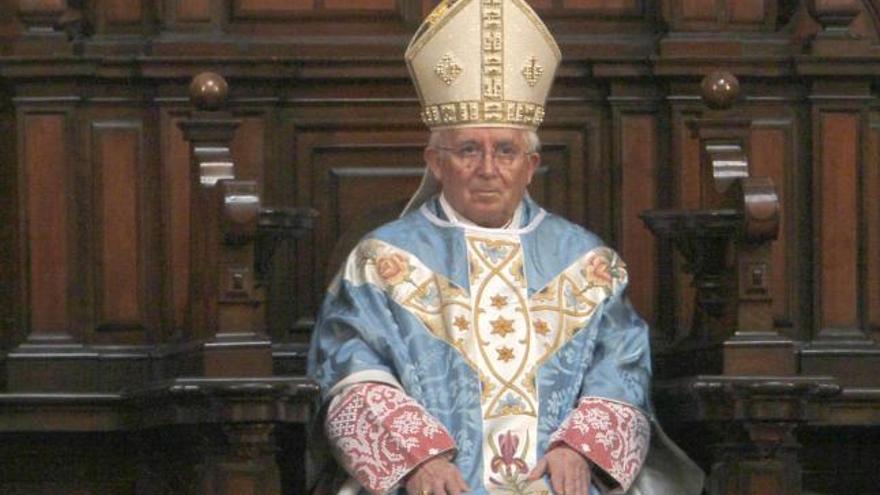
526, 444, 591, 495
404, 456, 470, 495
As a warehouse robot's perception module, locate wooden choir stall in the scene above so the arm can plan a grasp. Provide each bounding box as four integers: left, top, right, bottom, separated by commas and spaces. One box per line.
1, 1, 880, 494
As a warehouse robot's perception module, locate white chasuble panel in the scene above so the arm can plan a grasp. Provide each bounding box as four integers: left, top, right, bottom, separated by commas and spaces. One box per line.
348, 235, 626, 493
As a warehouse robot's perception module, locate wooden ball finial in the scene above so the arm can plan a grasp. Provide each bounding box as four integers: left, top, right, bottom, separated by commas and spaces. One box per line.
189, 72, 229, 111
701, 70, 740, 110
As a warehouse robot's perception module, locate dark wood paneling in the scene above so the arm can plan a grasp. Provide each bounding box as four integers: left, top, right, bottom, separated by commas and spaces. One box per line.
665, 0, 776, 31
561, 0, 640, 13
672, 106, 701, 338
324, 0, 396, 9
619, 113, 658, 324
818, 112, 859, 332
232, 0, 397, 19
93, 122, 144, 332
99, 0, 144, 25
530, 128, 590, 225
868, 115, 880, 340
16, 0, 66, 14
297, 130, 427, 310
728, 0, 766, 23
231, 116, 266, 191
0, 94, 18, 349
749, 122, 790, 328
681, 0, 716, 21
160, 110, 191, 335
22, 112, 70, 336
175, 0, 211, 22
233, 0, 314, 18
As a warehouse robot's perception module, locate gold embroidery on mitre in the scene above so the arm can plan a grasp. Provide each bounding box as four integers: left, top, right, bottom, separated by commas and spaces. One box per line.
522, 56, 544, 87
425, 0, 460, 26
435, 53, 464, 86
481, 0, 504, 102
405, 0, 560, 130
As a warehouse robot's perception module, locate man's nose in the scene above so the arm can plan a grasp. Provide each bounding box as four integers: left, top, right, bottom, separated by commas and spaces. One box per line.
474, 150, 500, 176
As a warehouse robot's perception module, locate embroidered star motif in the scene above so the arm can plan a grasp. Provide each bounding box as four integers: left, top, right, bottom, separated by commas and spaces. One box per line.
534, 319, 550, 336
497, 346, 515, 363
490, 317, 515, 337
453, 315, 470, 332
521, 56, 544, 87
435, 53, 463, 86
490, 295, 508, 309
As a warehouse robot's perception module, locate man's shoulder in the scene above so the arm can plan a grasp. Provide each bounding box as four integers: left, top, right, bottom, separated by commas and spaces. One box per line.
531, 210, 607, 253
364, 209, 434, 245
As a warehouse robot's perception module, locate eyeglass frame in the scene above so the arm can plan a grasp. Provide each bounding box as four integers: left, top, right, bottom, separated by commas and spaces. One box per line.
430, 143, 536, 167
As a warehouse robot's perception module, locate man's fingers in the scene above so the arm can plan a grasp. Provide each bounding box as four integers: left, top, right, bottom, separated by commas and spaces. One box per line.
453, 469, 470, 492
527, 457, 547, 480
443, 471, 468, 495
550, 469, 565, 495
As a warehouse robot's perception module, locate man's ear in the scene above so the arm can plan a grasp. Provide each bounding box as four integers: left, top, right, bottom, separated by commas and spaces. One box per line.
524, 152, 540, 185
425, 147, 444, 182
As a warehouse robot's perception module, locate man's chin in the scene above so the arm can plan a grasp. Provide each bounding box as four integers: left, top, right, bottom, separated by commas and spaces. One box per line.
467, 209, 510, 228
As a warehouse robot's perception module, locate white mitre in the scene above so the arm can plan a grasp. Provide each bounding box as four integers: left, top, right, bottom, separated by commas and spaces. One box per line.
402, 0, 561, 216
405, 0, 561, 131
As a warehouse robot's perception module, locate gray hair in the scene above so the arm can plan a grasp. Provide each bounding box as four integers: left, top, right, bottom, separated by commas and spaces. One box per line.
428, 129, 541, 153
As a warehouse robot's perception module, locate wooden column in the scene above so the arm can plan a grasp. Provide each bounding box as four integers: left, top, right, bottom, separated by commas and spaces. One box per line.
178, 73, 273, 378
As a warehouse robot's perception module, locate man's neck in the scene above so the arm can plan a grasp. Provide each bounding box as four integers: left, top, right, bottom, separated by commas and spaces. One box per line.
438, 194, 521, 230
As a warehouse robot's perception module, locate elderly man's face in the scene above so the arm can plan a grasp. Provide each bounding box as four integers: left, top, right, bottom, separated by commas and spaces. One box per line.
426, 127, 540, 228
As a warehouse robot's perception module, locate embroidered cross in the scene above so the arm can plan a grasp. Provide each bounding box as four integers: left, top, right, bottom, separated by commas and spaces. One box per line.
521, 56, 544, 87
435, 53, 463, 86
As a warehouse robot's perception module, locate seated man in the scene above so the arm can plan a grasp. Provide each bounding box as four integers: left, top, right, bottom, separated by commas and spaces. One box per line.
308, 1, 703, 494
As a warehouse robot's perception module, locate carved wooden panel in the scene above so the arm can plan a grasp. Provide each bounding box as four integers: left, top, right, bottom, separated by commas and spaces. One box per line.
559, 0, 640, 14
92, 122, 145, 333
293, 128, 426, 320
21, 111, 72, 337
16, 0, 66, 14
671, 106, 701, 338
160, 109, 192, 336
665, 0, 776, 31
817, 112, 859, 333
530, 127, 592, 226
175, 0, 212, 22
230, 116, 267, 194
97, 0, 144, 26
324, 0, 397, 9
232, 0, 397, 19
0, 96, 17, 348
159, 109, 267, 336
160, 0, 215, 28
747, 106, 810, 335
868, 114, 880, 341
618, 113, 659, 325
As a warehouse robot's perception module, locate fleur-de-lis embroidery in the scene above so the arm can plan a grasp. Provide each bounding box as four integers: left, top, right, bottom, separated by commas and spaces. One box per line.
435, 53, 463, 86
521, 56, 544, 87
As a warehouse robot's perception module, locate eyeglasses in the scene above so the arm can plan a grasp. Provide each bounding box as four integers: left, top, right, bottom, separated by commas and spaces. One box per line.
432, 143, 532, 166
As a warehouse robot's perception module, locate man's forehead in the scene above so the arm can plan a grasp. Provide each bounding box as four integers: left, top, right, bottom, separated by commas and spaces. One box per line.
446, 127, 525, 143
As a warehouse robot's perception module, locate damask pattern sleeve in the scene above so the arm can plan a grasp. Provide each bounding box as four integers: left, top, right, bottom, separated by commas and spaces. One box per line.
325, 382, 457, 495
549, 397, 650, 493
